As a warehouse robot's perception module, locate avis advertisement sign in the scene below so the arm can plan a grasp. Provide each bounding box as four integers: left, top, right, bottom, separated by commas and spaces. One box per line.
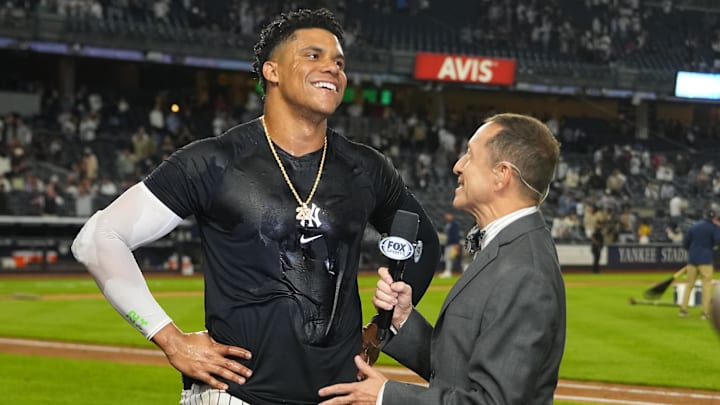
413, 52, 516, 85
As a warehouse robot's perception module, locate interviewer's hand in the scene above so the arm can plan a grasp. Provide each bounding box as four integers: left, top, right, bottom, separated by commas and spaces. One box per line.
318, 355, 387, 404
373, 266, 413, 330
152, 323, 253, 390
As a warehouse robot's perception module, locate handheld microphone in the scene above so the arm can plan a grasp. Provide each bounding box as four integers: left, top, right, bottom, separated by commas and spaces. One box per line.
375, 210, 419, 341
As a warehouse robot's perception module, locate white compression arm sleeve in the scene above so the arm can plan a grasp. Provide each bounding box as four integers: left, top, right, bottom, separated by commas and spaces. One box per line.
71, 182, 184, 339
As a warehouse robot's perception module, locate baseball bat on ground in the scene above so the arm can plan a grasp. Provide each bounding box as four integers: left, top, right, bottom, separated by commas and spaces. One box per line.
642, 266, 687, 300
628, 297, 678, 307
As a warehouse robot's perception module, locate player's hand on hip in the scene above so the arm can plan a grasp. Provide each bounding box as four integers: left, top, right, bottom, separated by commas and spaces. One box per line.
373, 267, 412, 330
152, 324, 252, 390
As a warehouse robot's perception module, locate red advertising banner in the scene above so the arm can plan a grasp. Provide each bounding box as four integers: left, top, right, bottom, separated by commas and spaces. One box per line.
413, 52, 516, 85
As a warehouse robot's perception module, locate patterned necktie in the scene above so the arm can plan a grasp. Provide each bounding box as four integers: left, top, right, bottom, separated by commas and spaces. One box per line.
465, 225, 486, 255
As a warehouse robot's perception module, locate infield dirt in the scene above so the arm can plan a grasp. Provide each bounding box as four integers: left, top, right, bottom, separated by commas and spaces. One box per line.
1, 337, 719, 404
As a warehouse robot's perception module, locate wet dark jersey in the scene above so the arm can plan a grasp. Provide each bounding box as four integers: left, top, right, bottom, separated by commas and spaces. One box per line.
144, 118, 407, 404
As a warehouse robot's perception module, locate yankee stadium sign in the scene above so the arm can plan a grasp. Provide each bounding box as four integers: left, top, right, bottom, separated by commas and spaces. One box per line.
606, 245, 687, 268
413, 52, 516, 85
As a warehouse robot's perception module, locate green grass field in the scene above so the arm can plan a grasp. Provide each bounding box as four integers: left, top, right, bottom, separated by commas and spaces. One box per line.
1, 272, 719, 404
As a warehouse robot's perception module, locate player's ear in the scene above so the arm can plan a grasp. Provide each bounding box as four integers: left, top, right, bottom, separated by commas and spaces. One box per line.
263, 61, 279, 86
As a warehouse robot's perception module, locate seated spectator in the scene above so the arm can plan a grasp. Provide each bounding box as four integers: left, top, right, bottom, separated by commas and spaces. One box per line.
159, 135, 176, 157
563, 166, 580, 189
669, 194, 688, 217
74, 179, 95, 217
0, 183, 9, 214
78, 112, 99, 142
584, 203, 598, 239
148, 99, 165, 134
602, 209, 620, 245
13, 117, 32, 148
644, 180, 660, 201
79, 147, 99, 181
659, 182, 675, 200
131, 126, 156, 162
551, 214, 570, 240
98, 177, 118, 197
606, 169, 626, 196
0, 174, 10, 194
0, 151, 10, 177
565, 212, 584, 241
666, 222, 683, 243
628, 151, 643, 175
618, 205, 637, 243
114, 147, 137, 181
33, 182, 64, 216
656, 163, 674, 182
63, 174, 80, 198
637, 219, 652, 244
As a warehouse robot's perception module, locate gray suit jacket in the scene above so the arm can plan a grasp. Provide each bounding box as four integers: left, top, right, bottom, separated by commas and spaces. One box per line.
382, 212, 566, 404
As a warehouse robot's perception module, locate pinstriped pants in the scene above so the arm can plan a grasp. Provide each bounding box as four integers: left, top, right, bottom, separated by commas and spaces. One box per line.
180, 384, 252, 405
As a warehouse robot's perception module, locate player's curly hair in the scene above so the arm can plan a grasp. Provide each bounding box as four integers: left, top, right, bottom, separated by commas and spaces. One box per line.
253, 8, 344, 97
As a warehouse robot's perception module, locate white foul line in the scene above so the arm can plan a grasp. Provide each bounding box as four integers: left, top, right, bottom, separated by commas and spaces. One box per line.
559, 381, 720, 401
0, 337, 164, 357
555, 395, 669, 405
3, 338, 720, 404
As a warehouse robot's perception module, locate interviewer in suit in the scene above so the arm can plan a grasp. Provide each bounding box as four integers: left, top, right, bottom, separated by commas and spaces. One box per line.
319, 113, 566, 404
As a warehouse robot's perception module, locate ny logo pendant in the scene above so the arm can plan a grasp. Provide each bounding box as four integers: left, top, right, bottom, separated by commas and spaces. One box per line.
296, 204, 311, 221
297, 203, 322, 228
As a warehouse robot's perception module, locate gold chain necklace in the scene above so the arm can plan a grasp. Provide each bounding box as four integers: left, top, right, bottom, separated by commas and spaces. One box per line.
261, 116, 327, 223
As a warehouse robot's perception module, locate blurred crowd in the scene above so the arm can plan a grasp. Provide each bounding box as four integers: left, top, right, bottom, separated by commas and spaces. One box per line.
1, 0, 719, 247
1, 78, 719, 250
2, 0, 719, 71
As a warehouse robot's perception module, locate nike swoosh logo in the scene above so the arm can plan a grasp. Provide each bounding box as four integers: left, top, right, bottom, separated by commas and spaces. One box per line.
299, 234, 323, 244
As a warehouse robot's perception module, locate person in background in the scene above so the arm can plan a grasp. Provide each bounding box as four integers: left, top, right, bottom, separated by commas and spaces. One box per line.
679, 209, 720, 319
72, 8, 439, 405
711, 288, 720, 333
666, 222, 684, 243
35, 181, 64, 216
438, 211, 461, 278
0, 182, 9, 214
618, 204, 637, 243
637, 218, 652, 244
591, 220, 605, 274
318, 113, 566, 404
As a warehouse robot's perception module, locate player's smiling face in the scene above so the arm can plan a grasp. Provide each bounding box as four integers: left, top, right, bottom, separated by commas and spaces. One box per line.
266, 28, 347, 117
